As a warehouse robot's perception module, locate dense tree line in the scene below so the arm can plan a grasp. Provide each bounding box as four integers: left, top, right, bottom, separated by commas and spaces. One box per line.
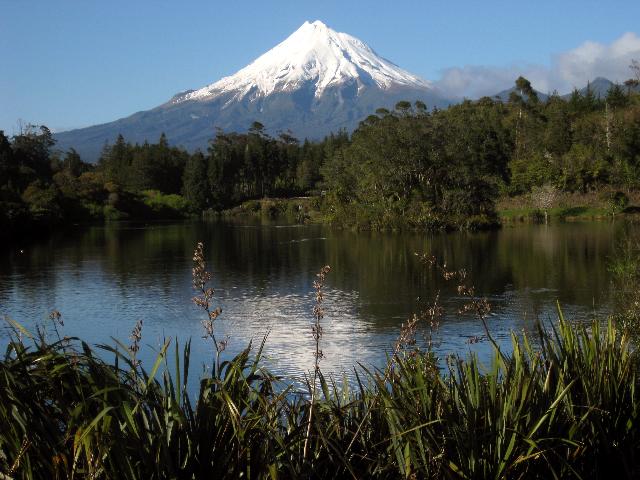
321, 100, 509, 229
195, 123, 346, 210
0, 122, 343, 239
2, 73, 640, 239
321, 74, 640, 229
1, 125, 98, 238
96, 122, 344, 212
505, 77, 640, 195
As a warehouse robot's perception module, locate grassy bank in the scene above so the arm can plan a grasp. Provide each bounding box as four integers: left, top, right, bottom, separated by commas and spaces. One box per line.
1, 189, 194, 246
216, 189, 640, 231
2, 246, 640, 479
215, 197, 323, 224
217, 197, 499, 231
498, 189, 640, 223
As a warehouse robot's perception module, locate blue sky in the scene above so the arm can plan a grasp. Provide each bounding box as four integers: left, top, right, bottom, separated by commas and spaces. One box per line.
2, 0, 640, 134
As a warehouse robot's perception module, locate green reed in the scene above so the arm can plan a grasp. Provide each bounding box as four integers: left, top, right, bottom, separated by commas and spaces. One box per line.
1, 248, 639, 479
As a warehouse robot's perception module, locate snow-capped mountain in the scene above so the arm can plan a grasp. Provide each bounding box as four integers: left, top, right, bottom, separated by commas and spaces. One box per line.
176, 20, 431, 102
55, 20, 452, 161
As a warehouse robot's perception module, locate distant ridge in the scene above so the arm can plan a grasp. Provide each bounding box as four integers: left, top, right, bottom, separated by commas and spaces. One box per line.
558, 77, 640, 99
492, 77, 638, 102
569, 77, 615, 98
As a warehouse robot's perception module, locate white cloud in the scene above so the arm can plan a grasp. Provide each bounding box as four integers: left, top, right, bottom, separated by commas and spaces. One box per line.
434, 32, 640, 98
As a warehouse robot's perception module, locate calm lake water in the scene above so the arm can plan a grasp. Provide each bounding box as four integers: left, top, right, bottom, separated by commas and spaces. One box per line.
0, 220, 632, 381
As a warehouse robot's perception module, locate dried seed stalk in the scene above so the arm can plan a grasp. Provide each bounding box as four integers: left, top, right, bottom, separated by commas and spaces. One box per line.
303, 265, 330, 462
192, 242, 226, 372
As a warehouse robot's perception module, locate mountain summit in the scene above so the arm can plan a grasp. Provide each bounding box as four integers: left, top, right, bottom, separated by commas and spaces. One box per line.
174, 20, 431, 103
55, 21, 451, 161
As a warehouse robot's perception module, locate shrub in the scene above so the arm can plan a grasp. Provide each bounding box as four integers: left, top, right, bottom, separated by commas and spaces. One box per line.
103, 204, 126, 220
602, 190, 630, 215
243, 199, 261, 212
260, 199, 280, 218
141, 190, 189, 218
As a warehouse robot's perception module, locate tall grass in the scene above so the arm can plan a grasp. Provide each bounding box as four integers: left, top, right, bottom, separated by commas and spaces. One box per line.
1, 249, 640, 478
610, 225, 640, 343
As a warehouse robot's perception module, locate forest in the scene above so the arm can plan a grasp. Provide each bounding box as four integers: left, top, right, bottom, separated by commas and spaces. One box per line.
2, 73, 640, 239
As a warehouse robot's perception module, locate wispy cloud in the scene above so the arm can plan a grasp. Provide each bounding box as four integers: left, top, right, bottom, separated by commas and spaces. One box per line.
434, 32, 640, 98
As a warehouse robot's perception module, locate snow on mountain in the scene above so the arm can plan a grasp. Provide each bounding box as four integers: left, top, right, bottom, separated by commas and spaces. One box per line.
55, 21, 451, 161
174, 20, 432, 105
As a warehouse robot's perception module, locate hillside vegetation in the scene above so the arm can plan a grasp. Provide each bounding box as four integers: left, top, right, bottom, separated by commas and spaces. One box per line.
2, 72, 640, 238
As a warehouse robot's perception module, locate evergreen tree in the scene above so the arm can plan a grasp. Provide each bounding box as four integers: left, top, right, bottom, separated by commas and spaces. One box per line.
606, 84, 628, 109
582, 82, 600, 112
62, 148, 87, 176
182, 151, 209, 211
101, 134, 130, 188
129, 142, 155, 191
0, 131, 15, 189
544, 94, 572, 156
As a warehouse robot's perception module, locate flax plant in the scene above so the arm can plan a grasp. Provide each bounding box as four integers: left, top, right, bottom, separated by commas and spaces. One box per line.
1, 247, 640, 479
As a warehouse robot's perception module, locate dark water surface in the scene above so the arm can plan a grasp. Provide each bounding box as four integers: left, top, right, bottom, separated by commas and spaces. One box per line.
0, 220, 630, 380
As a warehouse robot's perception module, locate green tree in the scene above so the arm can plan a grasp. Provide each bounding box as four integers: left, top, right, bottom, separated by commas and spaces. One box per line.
607, 84, 628, 109
100, 134, 131, 188
11, 124, 55, 187
509, 77, 541, 162
129, 142, 155, 191
0, 131, 15, 188
544, 93, 572, 156
21, 180, 62, 222
182, 151, 209, 211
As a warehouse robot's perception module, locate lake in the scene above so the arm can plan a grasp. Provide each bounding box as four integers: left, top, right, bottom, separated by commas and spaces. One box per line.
0, 220, 630, 381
